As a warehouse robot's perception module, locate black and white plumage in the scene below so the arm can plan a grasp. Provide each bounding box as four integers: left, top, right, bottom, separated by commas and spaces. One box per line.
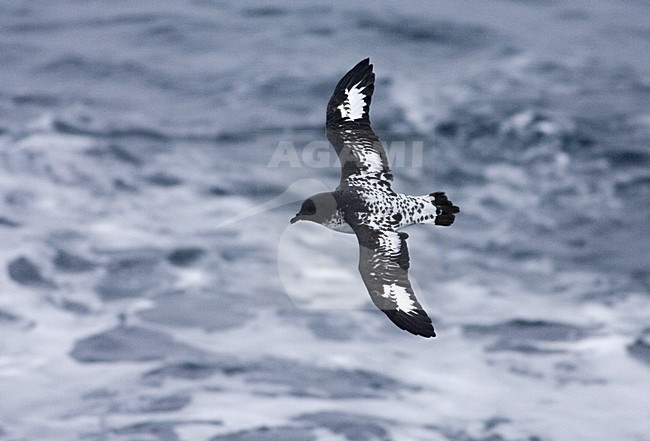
290, 59, 459, 338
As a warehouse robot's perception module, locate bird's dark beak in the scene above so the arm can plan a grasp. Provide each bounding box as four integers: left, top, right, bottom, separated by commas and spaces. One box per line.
290, 215, 300, 224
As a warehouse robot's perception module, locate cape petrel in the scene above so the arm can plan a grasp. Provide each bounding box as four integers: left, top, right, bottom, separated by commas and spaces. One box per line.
290, 58, 459, 338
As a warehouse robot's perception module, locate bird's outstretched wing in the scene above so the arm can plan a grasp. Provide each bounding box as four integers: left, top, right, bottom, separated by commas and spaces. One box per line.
326, 58, 392, 185
350, 223, 436, 338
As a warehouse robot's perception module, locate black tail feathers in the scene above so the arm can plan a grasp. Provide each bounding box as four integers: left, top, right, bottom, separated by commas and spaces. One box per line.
430, 192, 460, 226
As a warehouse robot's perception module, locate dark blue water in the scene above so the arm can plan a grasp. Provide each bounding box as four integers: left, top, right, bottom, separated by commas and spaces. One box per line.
1, 1, 649, 440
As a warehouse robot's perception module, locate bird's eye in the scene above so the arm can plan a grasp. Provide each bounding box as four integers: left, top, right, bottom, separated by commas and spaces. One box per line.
302, 199, 316, 215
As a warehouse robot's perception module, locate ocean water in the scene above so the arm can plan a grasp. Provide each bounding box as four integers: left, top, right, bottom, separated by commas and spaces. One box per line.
1, 1, 649, 440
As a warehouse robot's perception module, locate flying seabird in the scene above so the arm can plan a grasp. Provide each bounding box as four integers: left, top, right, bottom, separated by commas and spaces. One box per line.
290, 58, 459, 338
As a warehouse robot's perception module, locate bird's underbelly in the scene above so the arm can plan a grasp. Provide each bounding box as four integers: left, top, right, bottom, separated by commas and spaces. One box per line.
323, 210, 355, 234
324, 211, 397, 234
324, 218, 355, 234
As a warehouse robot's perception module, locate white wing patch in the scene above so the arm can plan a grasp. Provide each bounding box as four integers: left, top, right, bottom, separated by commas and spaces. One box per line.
376, 232, 417, 315
382, 283, 416, 314
378, 231, 401, 252
338, 81, 367, 121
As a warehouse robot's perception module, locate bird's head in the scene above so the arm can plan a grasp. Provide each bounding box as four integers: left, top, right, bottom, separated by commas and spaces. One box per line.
290, 192, 337, 225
